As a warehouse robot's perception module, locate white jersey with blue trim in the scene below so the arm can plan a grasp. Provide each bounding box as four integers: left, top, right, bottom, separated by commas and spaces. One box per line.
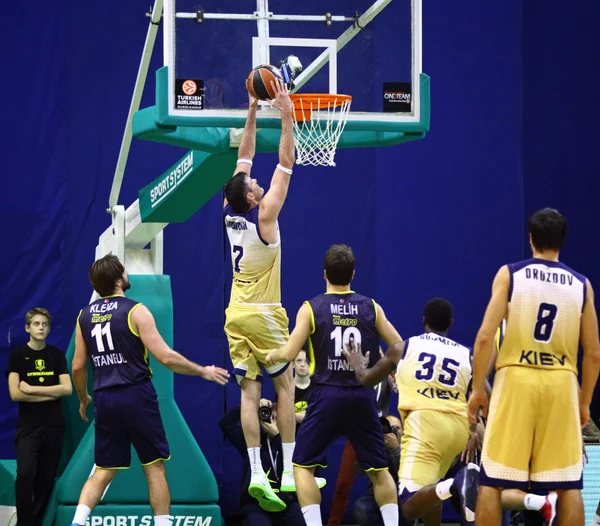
498, 258, 585, 374
224, 204, 281, 305
395, 333, 472, 418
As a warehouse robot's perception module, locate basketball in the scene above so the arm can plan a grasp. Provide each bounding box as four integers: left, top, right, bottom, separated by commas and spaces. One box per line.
246, 65, 283, 101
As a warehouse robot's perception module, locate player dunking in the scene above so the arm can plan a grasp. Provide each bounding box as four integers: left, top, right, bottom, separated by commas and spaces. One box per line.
69, 255, 229, 526
469, 208, 600, 525
266, 244, 402, 526
223, 78, 298, 511
345, 297, 480, 523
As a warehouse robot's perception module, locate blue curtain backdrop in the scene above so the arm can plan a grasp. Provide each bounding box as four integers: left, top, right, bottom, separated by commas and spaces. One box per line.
1, 0, 598, 520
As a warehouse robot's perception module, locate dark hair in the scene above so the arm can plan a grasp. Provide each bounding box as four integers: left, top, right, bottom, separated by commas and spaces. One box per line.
26, 308, 52, 327
527, 208, 567, 252
89, 255, 125, 297
224, 172, 251, 213
423, 297, 453, 332
324, 244, 355, 286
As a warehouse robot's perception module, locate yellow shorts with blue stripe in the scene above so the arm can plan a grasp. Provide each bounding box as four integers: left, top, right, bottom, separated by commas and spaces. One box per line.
481, 366, 583, 490
225, 303, 290, 385
398, 409, 469, 503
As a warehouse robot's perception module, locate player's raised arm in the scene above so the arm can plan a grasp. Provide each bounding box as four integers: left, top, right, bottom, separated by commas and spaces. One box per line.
265, 303, 312, 365
224, 95, 258, 207
579, 279, 600, 427
260, 79, 295, 223
374, 301, 403, 346
468, 265, 510, 423
343, 341, 404, 388
131, 304, 230, 384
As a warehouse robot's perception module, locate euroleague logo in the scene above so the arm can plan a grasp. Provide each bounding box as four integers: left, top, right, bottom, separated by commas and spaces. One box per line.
182, 80, 197, 95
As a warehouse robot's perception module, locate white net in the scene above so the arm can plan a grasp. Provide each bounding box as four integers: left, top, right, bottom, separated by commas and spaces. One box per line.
291, 95, 352, 167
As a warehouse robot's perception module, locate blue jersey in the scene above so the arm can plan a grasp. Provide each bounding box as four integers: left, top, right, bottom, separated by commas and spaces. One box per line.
306, 292, 380, 387
78, 296, 151, 391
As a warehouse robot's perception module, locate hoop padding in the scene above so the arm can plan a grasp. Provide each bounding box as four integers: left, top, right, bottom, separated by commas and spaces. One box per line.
290, 94, 352, 167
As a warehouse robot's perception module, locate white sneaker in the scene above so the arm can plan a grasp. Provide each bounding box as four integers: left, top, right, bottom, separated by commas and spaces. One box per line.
248, 473, 286, 512
280, 470, 327, 492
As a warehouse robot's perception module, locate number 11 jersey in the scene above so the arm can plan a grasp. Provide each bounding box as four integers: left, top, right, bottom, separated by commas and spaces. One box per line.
78, 296, 151, 391
497, 258, 586, 374
396, 334, 472, 418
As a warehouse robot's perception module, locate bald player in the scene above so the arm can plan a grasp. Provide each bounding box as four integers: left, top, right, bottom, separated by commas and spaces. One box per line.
469, 208, 600, 525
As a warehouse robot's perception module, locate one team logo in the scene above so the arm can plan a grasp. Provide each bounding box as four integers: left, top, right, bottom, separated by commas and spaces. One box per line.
35, 359, 45, 371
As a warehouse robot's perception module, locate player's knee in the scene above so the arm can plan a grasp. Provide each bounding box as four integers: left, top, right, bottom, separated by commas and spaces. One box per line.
400, 500, 419, 521
143, 460, 167, 479
274, 366, 294, 392
94, 468, 118, 484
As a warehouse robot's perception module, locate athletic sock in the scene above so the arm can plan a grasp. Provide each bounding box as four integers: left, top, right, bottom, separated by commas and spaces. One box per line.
248, 447, 264, 476
435, 478, 453, 501
154, 516, 173, 526
524, 493, 546, 511
380, 503, 399, 526
282, 442, 296, 473
73, 504, 92, 525
302, 504, 323, 526
590, 513, 600, 525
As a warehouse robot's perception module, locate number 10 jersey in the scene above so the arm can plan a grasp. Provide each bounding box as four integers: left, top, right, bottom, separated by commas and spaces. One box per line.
396, 333, 472, 418
498, 258, 586, 375
305, 291, 380, 388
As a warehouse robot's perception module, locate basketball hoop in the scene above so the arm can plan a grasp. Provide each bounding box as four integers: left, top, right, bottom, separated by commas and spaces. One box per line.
289, 94, 352, 167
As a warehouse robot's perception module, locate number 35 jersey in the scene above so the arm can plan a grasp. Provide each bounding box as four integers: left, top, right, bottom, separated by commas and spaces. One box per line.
396, 334, 472, 418
497, 258, 586, 375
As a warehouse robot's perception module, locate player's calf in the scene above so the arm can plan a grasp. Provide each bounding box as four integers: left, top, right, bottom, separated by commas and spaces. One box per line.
368, 469, 399, 526
556, 489, 584, 526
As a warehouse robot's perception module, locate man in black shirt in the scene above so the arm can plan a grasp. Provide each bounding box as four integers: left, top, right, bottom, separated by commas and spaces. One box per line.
6, 308, 72, 526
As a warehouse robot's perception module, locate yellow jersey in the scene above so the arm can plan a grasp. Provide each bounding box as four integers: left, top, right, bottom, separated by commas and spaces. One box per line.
497, 258, 585, 374
224, 204, 282, 305
396, 333, 472, 418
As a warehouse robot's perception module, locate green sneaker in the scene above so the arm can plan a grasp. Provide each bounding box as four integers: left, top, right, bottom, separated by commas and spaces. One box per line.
248, 473, 287, 512
280, 470, 327, 492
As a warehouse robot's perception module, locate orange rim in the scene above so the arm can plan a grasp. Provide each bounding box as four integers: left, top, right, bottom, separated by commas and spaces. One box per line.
289, 93, 352, 122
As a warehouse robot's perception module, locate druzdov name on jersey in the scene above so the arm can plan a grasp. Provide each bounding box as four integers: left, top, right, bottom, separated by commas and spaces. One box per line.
85, 516, 212, 526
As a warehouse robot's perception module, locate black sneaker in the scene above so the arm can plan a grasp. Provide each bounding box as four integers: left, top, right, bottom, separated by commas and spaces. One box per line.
450, 462, 480, 522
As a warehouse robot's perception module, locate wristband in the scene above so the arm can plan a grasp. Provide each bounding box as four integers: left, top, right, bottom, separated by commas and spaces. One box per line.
237, 159, 253, 166
277, 164, 293, 175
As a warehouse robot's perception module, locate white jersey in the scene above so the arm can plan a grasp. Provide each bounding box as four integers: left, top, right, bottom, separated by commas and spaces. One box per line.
224, 204, 282, 305
396, 333, 472, 418
498, 258, 586, 374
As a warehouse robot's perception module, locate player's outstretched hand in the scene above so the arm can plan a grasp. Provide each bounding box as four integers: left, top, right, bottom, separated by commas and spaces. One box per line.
580, 402, 590, 428
267, 78, 293, 113
249, 92, 258, 109
342, 341, 370, 370
467, 388, 489, 425
201, 365, 230, 385
79, 394, 93, 423
265, 350, 281, 366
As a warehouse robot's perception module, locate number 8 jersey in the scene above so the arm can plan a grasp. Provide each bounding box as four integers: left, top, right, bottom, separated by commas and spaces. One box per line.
497, 258, 586, 374
396, 334, 472, 418
78, 296, 151, 391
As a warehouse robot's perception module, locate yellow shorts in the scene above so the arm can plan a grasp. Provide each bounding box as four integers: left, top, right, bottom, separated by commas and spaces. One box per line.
225, 303, 290, 385
481, 366, 583, 490
398, 409, 469, 503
